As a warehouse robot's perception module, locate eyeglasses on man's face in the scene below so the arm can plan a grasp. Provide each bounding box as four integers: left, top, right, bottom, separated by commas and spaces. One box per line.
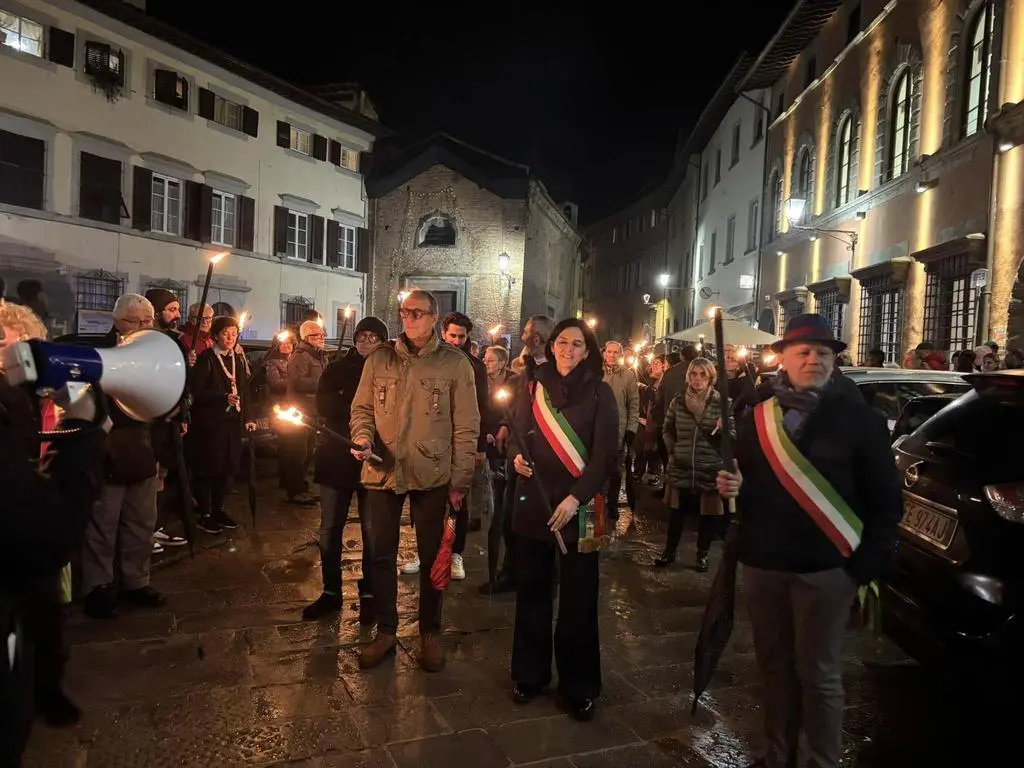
355, 332, 380, 344
305, 332, 326, 340
122, 316, 155, 329
399, 308, 434, 321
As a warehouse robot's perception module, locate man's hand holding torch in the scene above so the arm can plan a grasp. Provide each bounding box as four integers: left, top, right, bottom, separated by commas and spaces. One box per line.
273, 405, 382, 463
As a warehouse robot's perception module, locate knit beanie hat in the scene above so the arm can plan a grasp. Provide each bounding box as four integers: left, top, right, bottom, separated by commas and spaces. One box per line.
144, 288, 179, 314
354, 315, 388, 341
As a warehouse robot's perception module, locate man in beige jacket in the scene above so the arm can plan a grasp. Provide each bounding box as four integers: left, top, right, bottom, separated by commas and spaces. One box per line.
350, 289, 479, 672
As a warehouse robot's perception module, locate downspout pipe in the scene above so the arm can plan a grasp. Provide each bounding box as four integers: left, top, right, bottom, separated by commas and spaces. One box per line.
738, 91, 773, 326
979, 0, 1004, 346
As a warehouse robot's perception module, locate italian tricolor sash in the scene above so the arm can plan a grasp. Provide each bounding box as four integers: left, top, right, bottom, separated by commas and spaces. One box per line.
753, 397, 863, 556
531, 381, 606, 538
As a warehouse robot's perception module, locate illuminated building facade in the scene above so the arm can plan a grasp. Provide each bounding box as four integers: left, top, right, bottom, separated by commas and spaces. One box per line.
744, 0, 1024, 363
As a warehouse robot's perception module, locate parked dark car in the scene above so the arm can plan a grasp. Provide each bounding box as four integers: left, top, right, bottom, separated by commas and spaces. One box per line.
885, 370, 1024, 667
889, 392, 961, 444
840, 367, 971, 431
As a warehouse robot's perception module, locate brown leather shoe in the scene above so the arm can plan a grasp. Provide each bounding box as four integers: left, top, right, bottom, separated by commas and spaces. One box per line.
420, 633, 445, 673
358, 633, 397, 669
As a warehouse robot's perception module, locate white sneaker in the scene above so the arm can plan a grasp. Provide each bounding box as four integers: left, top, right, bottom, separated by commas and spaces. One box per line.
154, 528, 188, 547
152, 541, 164, 555
401, 558, 421, 574
451, 553, 466, 580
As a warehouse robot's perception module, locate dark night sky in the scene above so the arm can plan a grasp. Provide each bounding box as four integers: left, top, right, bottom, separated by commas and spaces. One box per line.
148, 1, 793, 222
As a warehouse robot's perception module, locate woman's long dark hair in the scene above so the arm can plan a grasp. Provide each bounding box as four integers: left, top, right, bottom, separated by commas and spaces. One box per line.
544, 318, 603, 377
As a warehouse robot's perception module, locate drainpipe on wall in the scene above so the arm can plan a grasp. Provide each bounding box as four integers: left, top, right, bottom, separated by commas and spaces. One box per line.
979, 142, 999, 346
690, 157, 702, 330
738, 92, 773, 327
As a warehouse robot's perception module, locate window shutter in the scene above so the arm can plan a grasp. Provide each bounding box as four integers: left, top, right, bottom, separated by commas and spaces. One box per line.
326, 219, 341, 267
309, 215, 325, 264
312, 134, 328, 162
273, 205, 289, 256
242, 106, 259, 137
184, 182, 213, 242
237, 196, 255, 251
276, 121, 290, 148
154, 68, 177, 105
356, 227, 370, 273
114, 49, 126, 85
47, 28, 75, 67
358, 151, 372, 176
198, 87, 215, 119
131, 166, 153, 231
84, 41, 109, 76
328, 140, 342, 166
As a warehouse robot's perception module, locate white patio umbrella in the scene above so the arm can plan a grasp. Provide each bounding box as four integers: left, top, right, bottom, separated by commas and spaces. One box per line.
667, 314, 780, 346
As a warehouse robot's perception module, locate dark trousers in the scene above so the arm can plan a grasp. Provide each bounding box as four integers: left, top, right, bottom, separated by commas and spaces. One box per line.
1, 574, 66, 767
368, 486, 448, 635
744, 566, 857, 768
280, 429, 313, 497
664, 491, 729, 556
318, 485, 371, 596
607, 450, 635, 515
486, 460, 512, 581
193, 474, 228, 519
511, 534, 601, 700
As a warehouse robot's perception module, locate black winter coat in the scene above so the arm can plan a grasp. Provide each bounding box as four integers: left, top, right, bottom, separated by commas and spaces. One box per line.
187, 347, 251, 477
313, 347, 366, 489
510, 363, 619, 543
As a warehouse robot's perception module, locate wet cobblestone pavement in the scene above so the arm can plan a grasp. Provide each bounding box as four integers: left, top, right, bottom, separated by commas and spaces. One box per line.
22, 475, 1016, 767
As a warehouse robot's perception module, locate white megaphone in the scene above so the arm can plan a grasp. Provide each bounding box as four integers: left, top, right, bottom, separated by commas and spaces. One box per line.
0, 329, 186, 421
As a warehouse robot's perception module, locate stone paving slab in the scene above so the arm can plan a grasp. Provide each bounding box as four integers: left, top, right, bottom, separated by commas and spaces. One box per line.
19, 477, 1017, 766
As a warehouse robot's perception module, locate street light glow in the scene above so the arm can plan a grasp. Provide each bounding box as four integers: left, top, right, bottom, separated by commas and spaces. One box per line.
658, 273, 670, 287
586, 318, 597, 329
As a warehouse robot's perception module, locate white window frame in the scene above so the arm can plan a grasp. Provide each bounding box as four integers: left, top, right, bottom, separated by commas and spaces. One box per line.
214, 94, 243, 132
287, 210, 308, 260
211, 189, 236, 246
151, 173, 181, 235
338, 223, 356, 270
290, 125, 311, 155
0, 11, 44, 58
340, 147, 359, 171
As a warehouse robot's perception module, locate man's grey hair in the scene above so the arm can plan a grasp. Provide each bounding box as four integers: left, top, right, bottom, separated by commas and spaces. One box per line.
486, 345, 509, 365
113, 293, 154, 320
527, 314, 553, 343
299, 320, 322, 340
187, 302, 213, 320
404, 289, 438, 316
603, 340, 624, 353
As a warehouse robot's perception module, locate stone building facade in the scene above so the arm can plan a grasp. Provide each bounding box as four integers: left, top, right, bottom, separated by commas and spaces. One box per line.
744, 0, 1024, 362
365, 135, 582, 343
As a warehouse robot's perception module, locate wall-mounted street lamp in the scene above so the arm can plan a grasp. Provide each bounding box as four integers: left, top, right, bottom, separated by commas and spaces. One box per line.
785, 196, 859, 264
498, 252, 516, 289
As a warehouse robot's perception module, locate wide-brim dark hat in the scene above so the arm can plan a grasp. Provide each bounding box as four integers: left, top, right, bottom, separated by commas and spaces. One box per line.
770, 313, 848, 354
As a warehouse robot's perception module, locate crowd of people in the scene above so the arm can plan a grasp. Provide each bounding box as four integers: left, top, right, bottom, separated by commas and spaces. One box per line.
6, 276, 998, 768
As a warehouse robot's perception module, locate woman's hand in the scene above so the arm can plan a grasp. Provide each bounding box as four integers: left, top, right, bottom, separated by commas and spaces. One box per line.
512, 454, 533, 478
716, 461, 742, 498
548, 495, 580, 531
245, 422, 257, 432
227, 393, 240, 407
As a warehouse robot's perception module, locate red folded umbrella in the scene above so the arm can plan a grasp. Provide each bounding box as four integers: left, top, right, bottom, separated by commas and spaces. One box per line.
430, 512, 458, 591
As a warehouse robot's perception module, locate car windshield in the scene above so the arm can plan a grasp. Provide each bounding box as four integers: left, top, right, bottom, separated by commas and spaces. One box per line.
903, 390, 1024, 482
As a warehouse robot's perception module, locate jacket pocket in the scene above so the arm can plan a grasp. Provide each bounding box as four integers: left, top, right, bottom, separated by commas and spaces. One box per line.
419, 378, 452, 422
407, 438, 452, 488
373, 377, 398, 417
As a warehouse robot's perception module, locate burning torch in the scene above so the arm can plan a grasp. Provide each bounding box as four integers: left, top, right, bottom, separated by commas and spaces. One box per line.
273, 405, 383, 464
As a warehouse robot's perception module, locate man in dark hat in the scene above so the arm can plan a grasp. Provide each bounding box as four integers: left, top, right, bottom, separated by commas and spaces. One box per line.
144, 288, 182, 335
716, 313, 902, 768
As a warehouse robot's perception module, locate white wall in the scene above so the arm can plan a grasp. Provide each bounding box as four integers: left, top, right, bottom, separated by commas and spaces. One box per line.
0, 0, 376, 339
692, 89, 769, 324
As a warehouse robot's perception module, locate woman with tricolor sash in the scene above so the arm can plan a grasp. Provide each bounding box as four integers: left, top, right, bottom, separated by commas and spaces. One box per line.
714, 314, 902, 768
507, 318, 619, 722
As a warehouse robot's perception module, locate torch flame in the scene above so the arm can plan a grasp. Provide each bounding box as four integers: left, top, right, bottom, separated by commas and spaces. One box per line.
495, 387, 511, 403
489, 324, 503, 337
707, 305, 721, 319
586, 318, 597, 329
273, 404, 305, 426
209, 251, 228, 265
276, 330, 291, 343
237, 310, 250, 331
633, 342, 644, 352
736, 345, 749, 358
645, 352, 654, 363
344, 305, 353, 318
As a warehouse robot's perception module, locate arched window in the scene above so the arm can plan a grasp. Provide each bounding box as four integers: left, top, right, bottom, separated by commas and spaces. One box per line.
835, 115, 854, 207
418, 215, 456, 247
963, 2, 995, 138
798, 150, 813, 199
769, 171, 783, 237
888, 69, 913, 179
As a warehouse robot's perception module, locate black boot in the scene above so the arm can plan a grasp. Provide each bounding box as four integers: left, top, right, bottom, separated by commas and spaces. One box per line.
37, 689, 80, 727
302, 593, 342, 621
696, 551, 709, 573
654, 552, 676, 567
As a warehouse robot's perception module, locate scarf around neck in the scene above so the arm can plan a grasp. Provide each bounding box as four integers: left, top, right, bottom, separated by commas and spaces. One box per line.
684, 385, 711, 419
771, 371, 826, 438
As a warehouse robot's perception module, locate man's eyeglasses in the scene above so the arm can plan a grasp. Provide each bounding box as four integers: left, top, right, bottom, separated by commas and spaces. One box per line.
399, 308, 433, 321
305, 333, 326, 340
355, 332, 380, 344
122, 317, 154, 329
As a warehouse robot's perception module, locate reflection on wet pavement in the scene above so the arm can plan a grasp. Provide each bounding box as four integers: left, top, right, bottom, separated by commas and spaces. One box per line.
21, 476, 1016, 766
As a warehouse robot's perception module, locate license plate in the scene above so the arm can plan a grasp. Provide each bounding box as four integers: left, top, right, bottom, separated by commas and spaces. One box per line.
900, 497, 957, 549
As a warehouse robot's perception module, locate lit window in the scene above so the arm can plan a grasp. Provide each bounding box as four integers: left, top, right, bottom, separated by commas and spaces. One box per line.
290, 126, 311, 155
835, 115, 854, 207
287, 211, 308, 259
340, 148, 359, 171
963, 4, 995, 138
151, 174, 181, 235
0, 11, 43, 58
211, 190, 236, 246
888, 70, 912, 179
338, 224, 356, 269
214, 96, 243, 132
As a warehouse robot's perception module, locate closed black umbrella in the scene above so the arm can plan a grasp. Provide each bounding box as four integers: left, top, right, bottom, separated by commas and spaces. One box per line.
169, 428, 197, 556
246, 435, 257, 527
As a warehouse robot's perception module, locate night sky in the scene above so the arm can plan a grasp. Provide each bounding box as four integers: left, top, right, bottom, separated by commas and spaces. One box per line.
148, 1, 793, 223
